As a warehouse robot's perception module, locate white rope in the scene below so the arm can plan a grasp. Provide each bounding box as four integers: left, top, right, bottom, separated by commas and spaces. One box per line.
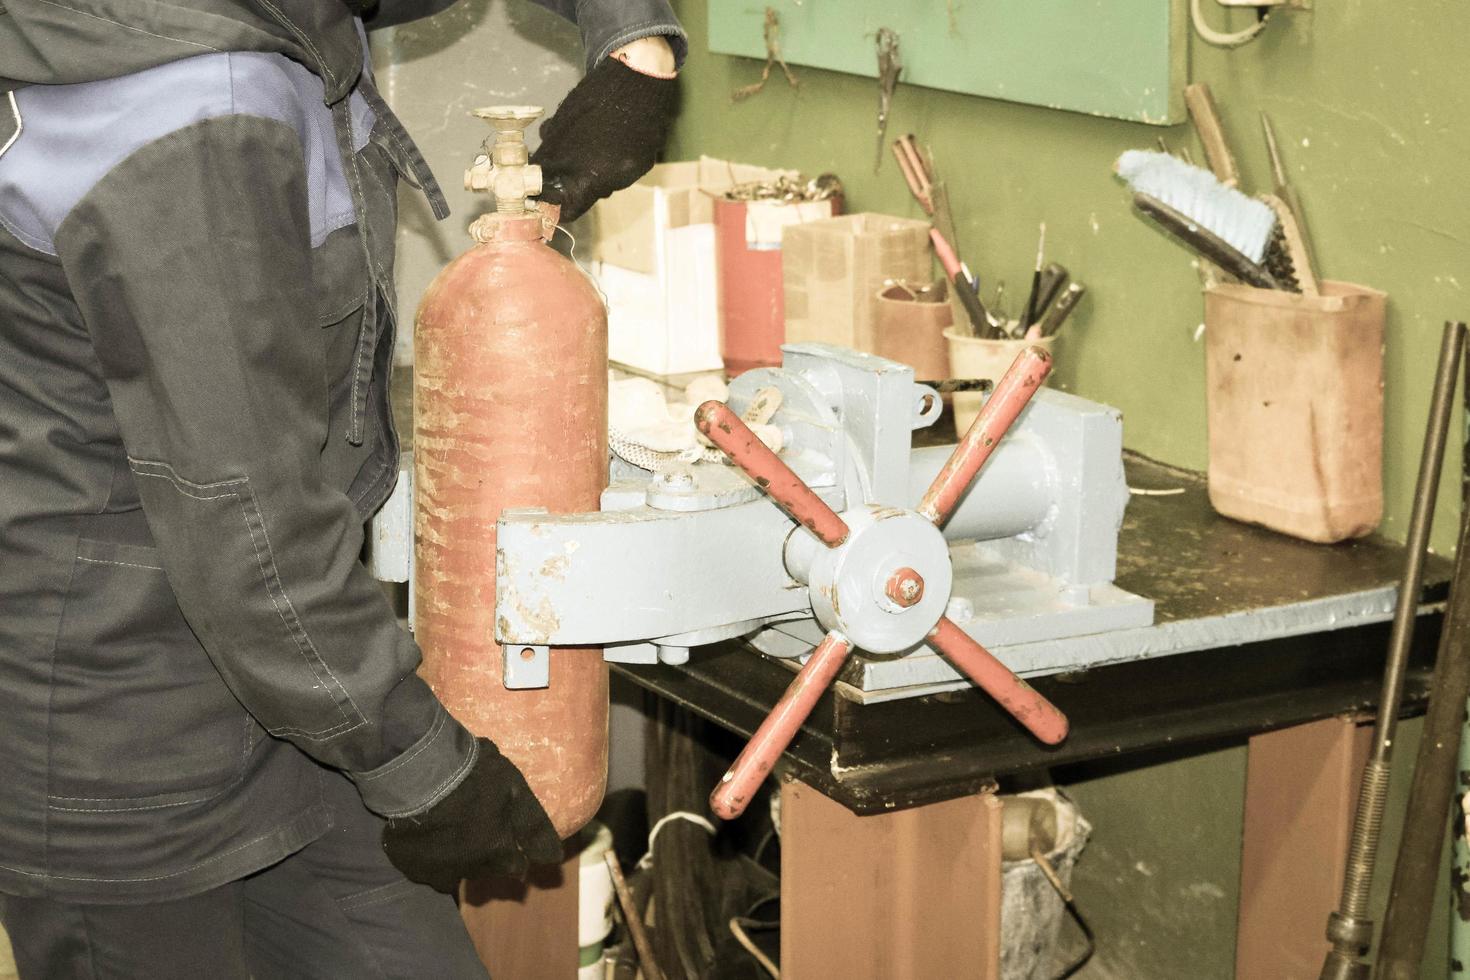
0, 92, 22, 161
1191, 0, 1270, 49
730, 918, 781, 978
637, 810, 716, 869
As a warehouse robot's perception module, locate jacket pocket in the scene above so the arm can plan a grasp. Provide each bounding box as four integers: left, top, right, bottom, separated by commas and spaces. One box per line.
46, 539, 257, 812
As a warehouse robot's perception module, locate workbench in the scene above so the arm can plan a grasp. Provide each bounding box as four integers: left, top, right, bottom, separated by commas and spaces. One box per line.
391, 371, 1450, 978
612, 453, 1452, 979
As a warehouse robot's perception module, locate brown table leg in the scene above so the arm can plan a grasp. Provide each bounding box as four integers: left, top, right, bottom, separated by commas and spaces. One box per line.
780, 778, 1002, 980
460, 849, 581, 979
1235, 715, 1371, 979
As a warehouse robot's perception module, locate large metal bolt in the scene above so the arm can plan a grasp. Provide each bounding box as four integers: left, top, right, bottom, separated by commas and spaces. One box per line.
885, 567, 925, 608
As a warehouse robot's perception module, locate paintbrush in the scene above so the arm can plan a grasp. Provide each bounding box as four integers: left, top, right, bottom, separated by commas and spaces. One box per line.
1261, 111, 1320, 285
1036, 283, 1086, 338
1014, 262, 1068, 338
1022, 222, 1046, 331
930, 228, 996, 337
1035, 263, 1068, 322
1116, 150, 1278, 289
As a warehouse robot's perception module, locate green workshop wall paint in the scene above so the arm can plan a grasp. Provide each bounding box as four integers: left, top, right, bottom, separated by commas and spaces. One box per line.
668, 0, 1470, 555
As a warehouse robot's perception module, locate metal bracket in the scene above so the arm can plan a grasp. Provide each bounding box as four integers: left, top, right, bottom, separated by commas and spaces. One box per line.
503, 643, 550, 689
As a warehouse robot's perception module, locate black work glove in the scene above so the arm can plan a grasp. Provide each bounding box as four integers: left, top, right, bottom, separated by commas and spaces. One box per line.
382, 737, 562, 892
531, 54, 679, 223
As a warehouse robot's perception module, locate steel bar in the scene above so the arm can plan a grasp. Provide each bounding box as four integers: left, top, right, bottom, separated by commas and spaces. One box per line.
709, 630, 854, 820
604, 850, 663, 980
1319, 320, 1465, 980
927, 616, 1069, 745
1456, 323, 1470, 975
917, 346, 1053, 526
1452, 734, 1470, 972
695, 400, 850, 548
1377, 448, 1470, 974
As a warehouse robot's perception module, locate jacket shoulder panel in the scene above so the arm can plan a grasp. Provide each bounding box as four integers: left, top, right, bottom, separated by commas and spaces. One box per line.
0, 51, 372, 257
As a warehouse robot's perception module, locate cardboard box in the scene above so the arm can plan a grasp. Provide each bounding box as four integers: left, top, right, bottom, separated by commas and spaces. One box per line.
782, 213, 933, 355
580, 157, 796, 376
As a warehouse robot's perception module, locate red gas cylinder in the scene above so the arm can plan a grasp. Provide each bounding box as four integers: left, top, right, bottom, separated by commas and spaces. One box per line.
413, 204, 608, 838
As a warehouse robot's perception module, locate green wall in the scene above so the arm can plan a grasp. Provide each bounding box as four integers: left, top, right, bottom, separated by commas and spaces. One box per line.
666, 3, 1464, 975
667, 0, 1470, 555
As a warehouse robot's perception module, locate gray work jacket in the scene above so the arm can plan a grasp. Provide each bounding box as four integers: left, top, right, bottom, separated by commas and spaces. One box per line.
0, 0, 683, 903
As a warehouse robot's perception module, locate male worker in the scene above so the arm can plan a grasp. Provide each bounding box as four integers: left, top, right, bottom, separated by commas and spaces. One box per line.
0, 0, 681, 975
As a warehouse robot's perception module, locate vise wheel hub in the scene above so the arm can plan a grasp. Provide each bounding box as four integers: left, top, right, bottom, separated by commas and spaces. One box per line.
885, 567, 925, 608
787, 507, 951, 654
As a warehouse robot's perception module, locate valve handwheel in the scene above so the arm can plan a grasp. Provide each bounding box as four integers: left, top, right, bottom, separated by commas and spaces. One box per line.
695, 346, 1070, 820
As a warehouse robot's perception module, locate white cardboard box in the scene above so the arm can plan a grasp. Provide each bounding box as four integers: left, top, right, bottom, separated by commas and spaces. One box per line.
580, 157, 795, 377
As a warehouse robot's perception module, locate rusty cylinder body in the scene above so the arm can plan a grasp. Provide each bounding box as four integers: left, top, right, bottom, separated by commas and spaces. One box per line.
413, 210, 608, 837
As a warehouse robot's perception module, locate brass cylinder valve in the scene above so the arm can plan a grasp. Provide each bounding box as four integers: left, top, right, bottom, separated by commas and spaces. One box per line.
463, 105, 543, 214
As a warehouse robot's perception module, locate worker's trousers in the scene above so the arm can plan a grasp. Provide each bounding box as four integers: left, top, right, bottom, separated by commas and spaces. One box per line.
0, 772, 488, 980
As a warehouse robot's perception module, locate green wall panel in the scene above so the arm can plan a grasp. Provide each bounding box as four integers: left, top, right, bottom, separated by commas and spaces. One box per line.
707, 0, 1186, 124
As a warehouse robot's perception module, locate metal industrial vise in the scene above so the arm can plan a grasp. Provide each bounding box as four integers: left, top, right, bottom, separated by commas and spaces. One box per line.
490, 343, 1150, 676
369, 343, 1153, 815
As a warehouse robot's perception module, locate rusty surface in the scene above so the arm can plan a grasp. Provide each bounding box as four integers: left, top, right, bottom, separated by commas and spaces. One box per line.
413, 217, 609, 837
918, 345, 1052, 526
709, 629, 853, 820
927, 615, 1069, 745
695, 400, 851, 547
885, 566, 925, 608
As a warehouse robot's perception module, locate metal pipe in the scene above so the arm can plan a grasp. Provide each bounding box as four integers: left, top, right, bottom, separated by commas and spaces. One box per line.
907, 438, 1053, 543
918, 346, 1053, 526
604, 851, 662, 980
695, 401, 851, 548
1319, 320, 1465, 980
1377, 429, 1470, 975
1451, 736, 1470, 972
927, 616, 1069, 745
1455, 334, 1470, 974
709, 629, 853, 820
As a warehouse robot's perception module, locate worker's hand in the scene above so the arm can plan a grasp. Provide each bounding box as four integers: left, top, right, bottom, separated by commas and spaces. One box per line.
531, 38, 679, 223
382, 737, 562, 892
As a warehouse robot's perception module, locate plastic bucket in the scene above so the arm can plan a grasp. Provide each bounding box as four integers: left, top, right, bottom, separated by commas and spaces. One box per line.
1203, 280, 1386, 543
